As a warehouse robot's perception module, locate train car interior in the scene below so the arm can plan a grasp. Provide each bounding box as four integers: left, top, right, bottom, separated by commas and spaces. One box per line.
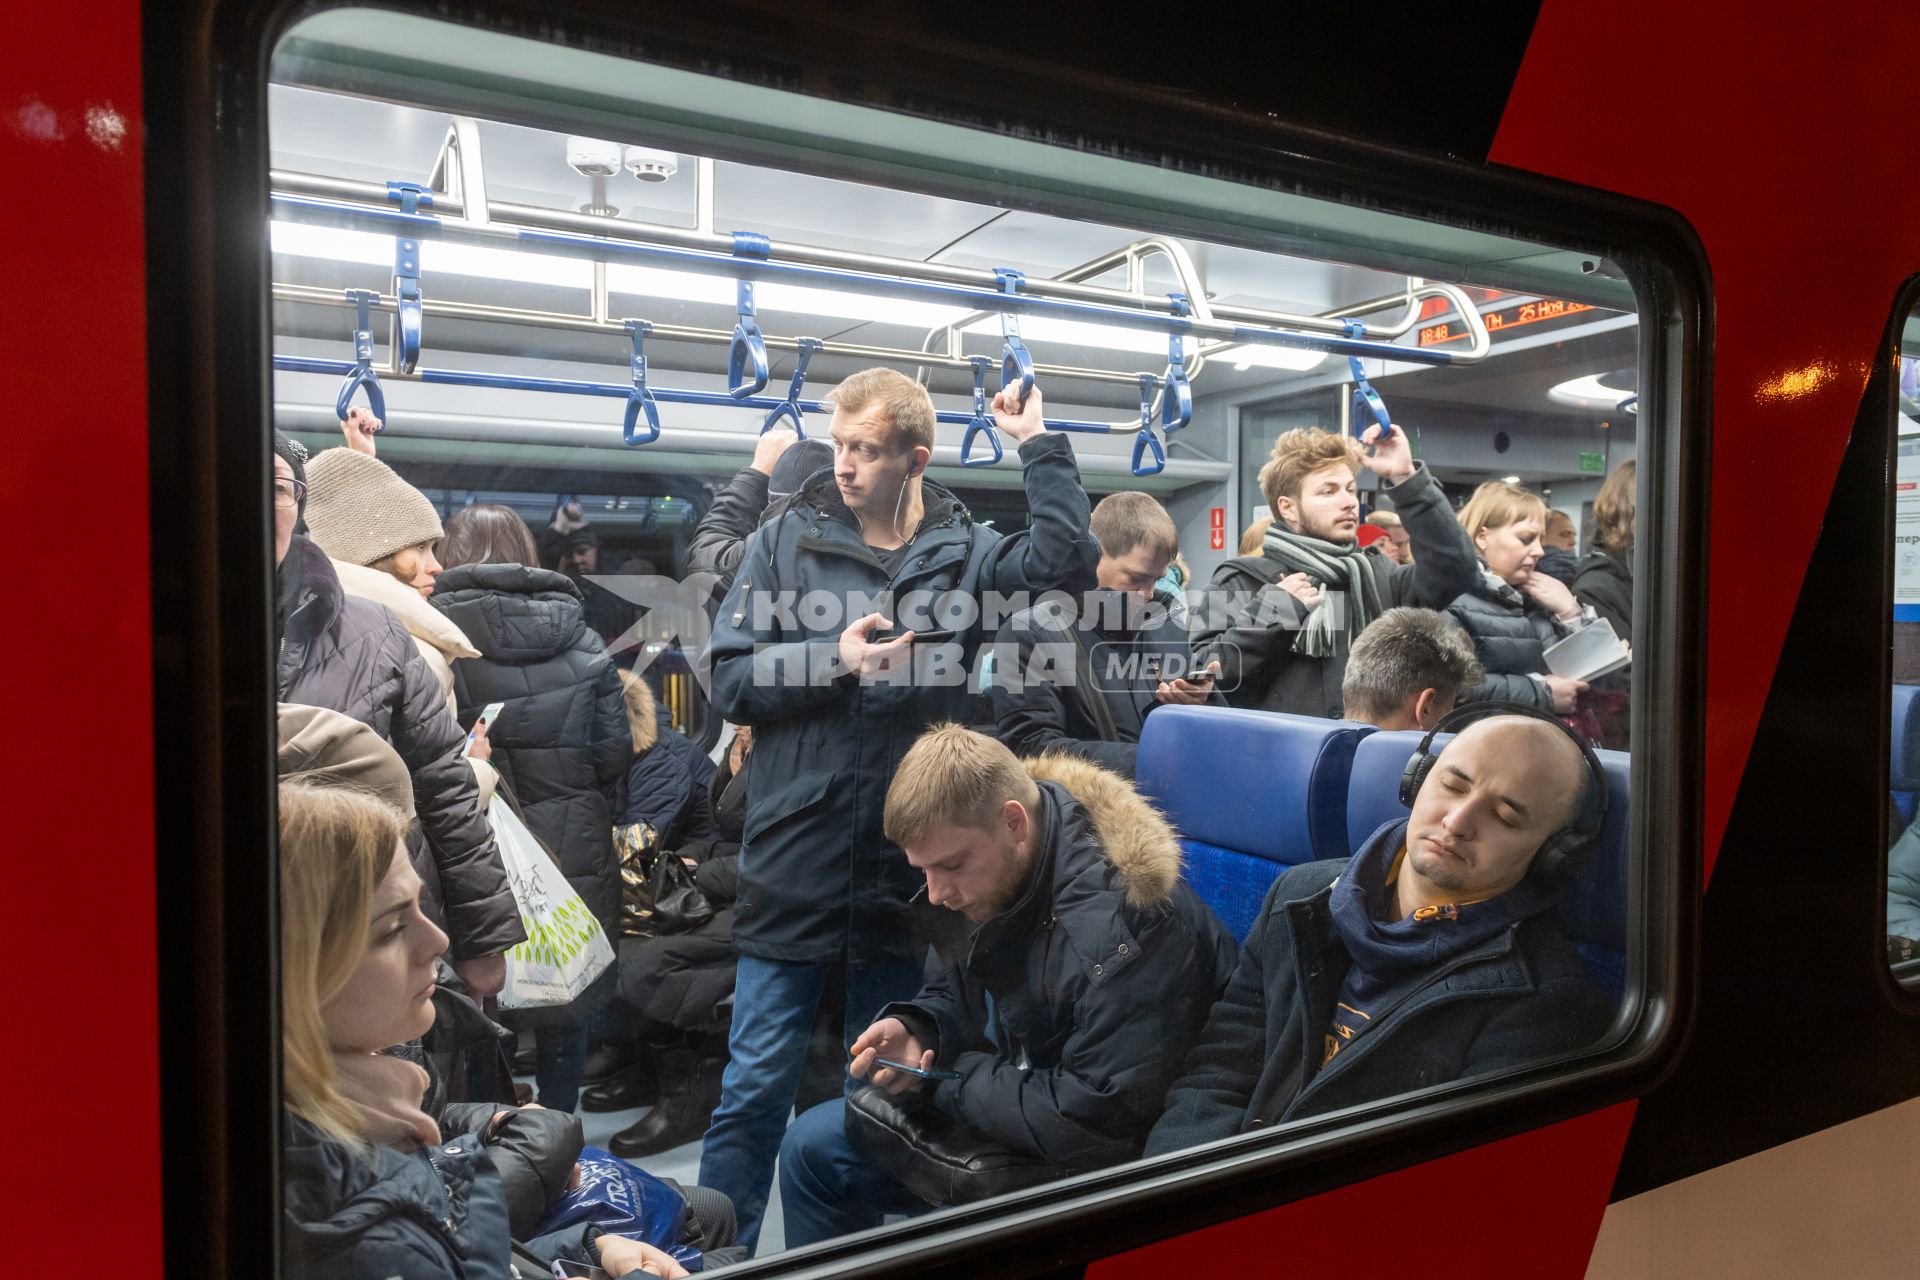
263, 7, 1677, 1269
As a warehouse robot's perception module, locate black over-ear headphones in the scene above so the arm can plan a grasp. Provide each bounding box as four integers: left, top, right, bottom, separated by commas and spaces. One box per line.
1396, 701, 1610, 884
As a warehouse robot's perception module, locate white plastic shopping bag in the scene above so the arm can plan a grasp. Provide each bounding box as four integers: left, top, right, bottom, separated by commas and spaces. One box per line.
492, 799, 614, 1010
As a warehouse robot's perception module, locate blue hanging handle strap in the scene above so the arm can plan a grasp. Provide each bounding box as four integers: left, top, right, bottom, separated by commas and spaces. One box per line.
388, 183, 430, 375
1130, 373, 1167, 477
334, 289, 386, 421
960, 355, 1005, 468
728, 232, 772, 399
762, 337, 822, 437
1342, 318, 1392, 447
995, 268, 1035, 411
622, 320, 661, 445
1162, 292, 1194, 432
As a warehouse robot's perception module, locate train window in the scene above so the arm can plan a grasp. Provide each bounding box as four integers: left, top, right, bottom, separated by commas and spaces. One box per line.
1889, 298, 1920, 987
263, 8, 1684, 1275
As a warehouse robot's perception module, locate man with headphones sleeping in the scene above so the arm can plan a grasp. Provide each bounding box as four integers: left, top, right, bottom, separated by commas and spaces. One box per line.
701, 367, 1097, 1250
1144, 705, 1615, 1154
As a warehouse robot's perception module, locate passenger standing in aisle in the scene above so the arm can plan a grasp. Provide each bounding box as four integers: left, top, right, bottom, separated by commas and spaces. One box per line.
1573, 460, 1635, 750
1444, 481, 1593, 716
272, 432, 524, 998
1192, 424, 1476, 719
698, 368, 1097, 1251
686, 426, 837, 601
431, 503, 633, 1112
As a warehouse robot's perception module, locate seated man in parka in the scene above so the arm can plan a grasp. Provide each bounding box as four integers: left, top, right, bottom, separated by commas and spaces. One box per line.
777, 725, 1238, 1247
1145, 713, 1613, 1155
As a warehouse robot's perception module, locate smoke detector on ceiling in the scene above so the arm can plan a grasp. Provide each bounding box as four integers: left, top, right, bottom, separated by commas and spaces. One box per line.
624, 146, 679, 182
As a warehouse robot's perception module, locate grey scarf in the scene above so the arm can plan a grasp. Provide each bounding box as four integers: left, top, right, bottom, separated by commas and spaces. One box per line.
1260, 525, 1385, 657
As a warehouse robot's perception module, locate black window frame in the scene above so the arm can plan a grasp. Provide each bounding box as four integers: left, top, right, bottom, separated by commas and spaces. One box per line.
1882, 276, 1920, 1002
147, 3, 1710, 1276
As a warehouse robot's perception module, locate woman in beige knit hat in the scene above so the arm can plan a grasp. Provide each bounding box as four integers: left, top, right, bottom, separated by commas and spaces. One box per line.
301, 411, 497, 803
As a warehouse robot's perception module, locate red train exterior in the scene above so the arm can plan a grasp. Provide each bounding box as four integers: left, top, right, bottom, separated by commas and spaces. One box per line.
7, 1, 1915, 1275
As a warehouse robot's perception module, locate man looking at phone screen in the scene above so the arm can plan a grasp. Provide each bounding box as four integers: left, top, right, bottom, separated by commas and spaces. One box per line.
989, 492, 1221, 779
774, 726, 1237, 1247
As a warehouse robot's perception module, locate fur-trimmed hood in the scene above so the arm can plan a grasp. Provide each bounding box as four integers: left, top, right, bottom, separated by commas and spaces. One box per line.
619, 669, 659, 752
1024, 753, 1181, 908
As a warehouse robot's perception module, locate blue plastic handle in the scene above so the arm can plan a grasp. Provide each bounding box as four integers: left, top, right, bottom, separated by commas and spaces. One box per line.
728, 280, 770, 400
960, 355, 1004, 467
761, 337, 822, 437
1130, 373, 1167, 476
621, 320, 661, 446
994, 268, 1034, 410
388, 183, 430, 375
1163, 292, 1193, 432
1342, 319, 1392, 442
333, 289, 386, 422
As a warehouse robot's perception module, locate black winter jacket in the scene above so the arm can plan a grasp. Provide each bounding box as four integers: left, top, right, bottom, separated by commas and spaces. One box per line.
432, 564, 632, 934
888, 756, 1238, 1170
1145, 824, 1611, 1155
988, 589, 1219, 779
1573, 548, 1632, 648
687, 465, 774, 599
281, 1113, 597, 1280
619, 705, 721, 852
706, 433, 1097, 963
1444, 566, 1589, 711
277, 536, 523, 961
1192, 464, 1478, 718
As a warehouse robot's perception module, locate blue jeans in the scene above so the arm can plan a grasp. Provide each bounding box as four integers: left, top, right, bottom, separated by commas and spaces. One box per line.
534, 1017, 591, 1112
696, 952, 922, 1253
778, 1099, 930, 1249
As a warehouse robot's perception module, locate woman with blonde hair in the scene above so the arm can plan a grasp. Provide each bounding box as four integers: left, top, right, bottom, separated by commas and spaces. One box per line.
1443, 481, 1594, 715
278, 779, 690, 1278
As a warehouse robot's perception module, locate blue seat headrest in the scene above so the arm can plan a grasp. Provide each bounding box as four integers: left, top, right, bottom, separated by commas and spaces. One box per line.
1137, 706, 1371, 866
1346, 729, 1433, 856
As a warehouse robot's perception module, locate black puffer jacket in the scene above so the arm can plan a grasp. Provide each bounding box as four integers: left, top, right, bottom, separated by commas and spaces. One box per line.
1192, 463, 1477, 719
276, 536, 522, 961
706, 433, 1096, 964
618, 678, 720, 852
1574, 547, 1632, 647
989, 589, 1220, 780
1444, 566, 1590, 711
281, 1112, 598, 1279
687, 465, 773, 599
887, 755, 1238, 1169
432, 564, 632, 933
1145, 824, 1611, 1155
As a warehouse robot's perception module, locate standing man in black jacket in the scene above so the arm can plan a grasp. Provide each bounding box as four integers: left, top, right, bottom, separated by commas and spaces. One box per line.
990, 491, 1219, 778
777, 726, 1237, 1247
1192, 424, 1477, 719
697, 368, 1097, 1250
686, 427, 836, 603
1144, 713, 1612, 1155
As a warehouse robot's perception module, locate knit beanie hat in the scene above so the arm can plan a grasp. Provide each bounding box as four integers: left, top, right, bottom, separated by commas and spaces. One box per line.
770, 439, 834, 499
272, 431, 309, 521
302, 447, 445, 567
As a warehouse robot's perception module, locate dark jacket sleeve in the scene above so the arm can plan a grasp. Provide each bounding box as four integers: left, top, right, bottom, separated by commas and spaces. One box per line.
1382, 462, 1479, 609
447, 1106, 584, 1239
590, 651, 632, 811
386, 622, 526, 960
706, 525, 852, 724
976, 434, 1100, 594
1458, 967, 1614, 1078
620, 742, 698, 835
1146, 880, 1291, 1156
687, 465, 771, 588
989, 619, 1138, 775
1190, 559, 1308, 708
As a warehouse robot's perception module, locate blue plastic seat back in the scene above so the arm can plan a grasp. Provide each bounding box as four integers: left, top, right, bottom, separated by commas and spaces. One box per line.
1137, 706, 1372, 942
1892, 685, 1920, 824
1344, 730, 1630, 996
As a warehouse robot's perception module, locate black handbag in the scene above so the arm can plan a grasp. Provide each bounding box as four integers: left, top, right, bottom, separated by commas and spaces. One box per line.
647, 846, 717, 935
843, 1084, 1061, 1207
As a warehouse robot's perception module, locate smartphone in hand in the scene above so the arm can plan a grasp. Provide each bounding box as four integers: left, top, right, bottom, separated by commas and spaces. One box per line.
874, 1057, 962, 1081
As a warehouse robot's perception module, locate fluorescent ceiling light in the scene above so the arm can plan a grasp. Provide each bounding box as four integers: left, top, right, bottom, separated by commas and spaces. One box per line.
1547, 372, 1633, 410
1217, 343, 1327, 372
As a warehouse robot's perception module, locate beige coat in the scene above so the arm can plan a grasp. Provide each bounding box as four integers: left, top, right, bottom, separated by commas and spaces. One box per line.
330, 559, 499, 808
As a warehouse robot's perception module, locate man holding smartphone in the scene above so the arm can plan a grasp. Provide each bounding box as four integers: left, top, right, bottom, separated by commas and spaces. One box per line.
774, 726, 1237, 1247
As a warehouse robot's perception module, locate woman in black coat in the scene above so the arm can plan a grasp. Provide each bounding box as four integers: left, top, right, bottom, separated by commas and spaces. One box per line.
1573, 460, 1635, 749
430, 504, 633, 1113
1444, 481, 1594, 716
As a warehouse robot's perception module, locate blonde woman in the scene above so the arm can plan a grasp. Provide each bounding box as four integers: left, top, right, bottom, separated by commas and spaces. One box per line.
278, 780, 690, 1279
1443, 481, 1593, 715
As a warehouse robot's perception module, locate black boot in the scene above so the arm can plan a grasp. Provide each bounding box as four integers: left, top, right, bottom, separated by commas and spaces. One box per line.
581, 1055, 658, 1112
583, 1040, 642, 1086
607, 1039, 725, 1158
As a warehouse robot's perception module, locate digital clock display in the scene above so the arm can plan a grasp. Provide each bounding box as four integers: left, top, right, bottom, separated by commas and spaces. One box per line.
1418, 298, 1596, 347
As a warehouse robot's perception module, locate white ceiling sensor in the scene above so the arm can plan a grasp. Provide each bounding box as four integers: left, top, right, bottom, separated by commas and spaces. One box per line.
565, 136, 623, 178
623, 146, 679, 182
1547, 372, 1634, 410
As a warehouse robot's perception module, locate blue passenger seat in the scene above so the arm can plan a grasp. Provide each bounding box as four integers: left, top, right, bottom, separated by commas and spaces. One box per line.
1343, 731, 1632, 997
1136, 706, 1372, 942
1892, 684, 1920, 825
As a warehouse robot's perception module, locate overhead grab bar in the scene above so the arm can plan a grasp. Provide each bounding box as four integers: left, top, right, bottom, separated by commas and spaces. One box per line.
388, 183, 430, 375
1130, 374, 1168, 477
332, 290, 386, 422
960, 356, 1004, 468
762, 337, 822, 438
621, 320, 661, 446
269, 195, 1488, 367
727, 232, 772, 399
